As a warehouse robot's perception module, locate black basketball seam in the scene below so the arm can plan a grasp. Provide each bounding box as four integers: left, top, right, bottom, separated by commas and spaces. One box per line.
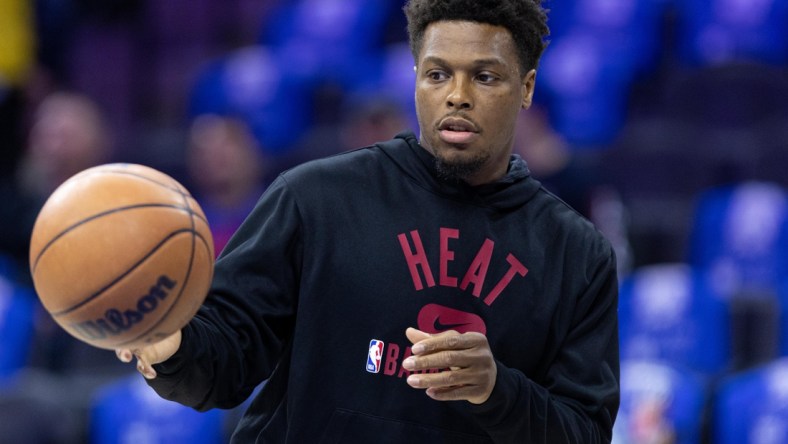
112, 190, 202, 347
169, 188, 198, 339
92, 169, 202, 211
113, 225, 213, 347
31, 203, 209, 273
49, 228, 203, 317
63, 167, 204, 220
72, 167, 186, 195
101, 230, 212, 347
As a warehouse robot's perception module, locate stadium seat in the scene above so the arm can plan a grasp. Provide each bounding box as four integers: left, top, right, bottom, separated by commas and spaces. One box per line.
260, 0, 394, 58
777, 280, 788, 357
188, 45, 315, 155
713, 358, 788, 444
613, 359, 706, 444
537, 32, 638, 147
0, 274, 35, 381
687, 181, 788, 369
548, 0, 667, 74
257, 0, 399, 93
536, 0, 668, 147
673, 0, 788, 66
618, 263, 731, 377
346, 43, 418, 130
90, 374, 226, 444
688, 181, 788, 296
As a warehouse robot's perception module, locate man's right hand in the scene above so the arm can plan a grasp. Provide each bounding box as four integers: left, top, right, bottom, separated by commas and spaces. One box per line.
116, 329, 182, 379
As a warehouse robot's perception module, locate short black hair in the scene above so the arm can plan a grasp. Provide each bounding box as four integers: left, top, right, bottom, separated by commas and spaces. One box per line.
403, 0, 550, 75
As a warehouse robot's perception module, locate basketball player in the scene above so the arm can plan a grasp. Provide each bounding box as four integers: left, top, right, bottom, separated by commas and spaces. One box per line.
118, 1, 620, 441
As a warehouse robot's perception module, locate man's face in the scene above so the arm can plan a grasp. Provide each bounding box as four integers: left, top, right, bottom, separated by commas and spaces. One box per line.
414, 21, 536, 186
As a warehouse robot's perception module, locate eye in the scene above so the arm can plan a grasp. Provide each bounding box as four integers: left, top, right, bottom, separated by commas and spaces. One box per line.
476, 72, 498, 84
427, 70, 449, 82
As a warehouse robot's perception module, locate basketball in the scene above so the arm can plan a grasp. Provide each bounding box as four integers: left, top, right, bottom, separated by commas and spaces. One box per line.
29, 163, 215, 350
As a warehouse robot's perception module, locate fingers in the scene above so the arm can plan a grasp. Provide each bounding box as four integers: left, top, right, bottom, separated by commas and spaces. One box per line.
407, 329, 485, 357
403, 327, 496, 404
405, 366, 495, 404
134, 351, 158, 379
425, 383, 491, 403
403, 348, 471, 370
115, 348, 157, 379
405, 328, 469, 370
114, 330, 182, 380
406, 366, 468, 390
116, 349, 133, 363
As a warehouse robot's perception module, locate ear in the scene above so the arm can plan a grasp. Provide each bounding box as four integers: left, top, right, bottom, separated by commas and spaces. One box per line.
521, 69, 537, 109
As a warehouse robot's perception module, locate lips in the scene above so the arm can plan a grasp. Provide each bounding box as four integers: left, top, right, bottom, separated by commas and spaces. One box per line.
438, 117, 479, 145
439, 117, 478, 133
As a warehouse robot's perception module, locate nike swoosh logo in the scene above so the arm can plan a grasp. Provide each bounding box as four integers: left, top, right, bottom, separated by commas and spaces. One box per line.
417, 303, 487, 335
433, 318, 471, 332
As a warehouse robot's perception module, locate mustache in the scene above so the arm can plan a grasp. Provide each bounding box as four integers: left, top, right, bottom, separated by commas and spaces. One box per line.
436, 112, 482, 132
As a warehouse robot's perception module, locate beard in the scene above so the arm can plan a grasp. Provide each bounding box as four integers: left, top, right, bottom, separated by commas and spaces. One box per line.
434, 152, 488, 184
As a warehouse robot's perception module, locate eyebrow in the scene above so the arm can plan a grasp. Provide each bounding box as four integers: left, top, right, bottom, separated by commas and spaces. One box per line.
421, 55, 508, 69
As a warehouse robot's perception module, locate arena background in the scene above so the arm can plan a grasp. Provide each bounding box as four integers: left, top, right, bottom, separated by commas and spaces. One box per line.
1, 0, 787, 442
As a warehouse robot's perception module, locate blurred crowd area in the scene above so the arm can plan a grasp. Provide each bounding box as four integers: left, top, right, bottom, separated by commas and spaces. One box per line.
0, 0, 787, 442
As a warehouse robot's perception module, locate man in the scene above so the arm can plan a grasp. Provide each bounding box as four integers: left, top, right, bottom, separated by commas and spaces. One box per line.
185, 114, 268, 256
118, 0, 620, 442
1, 92, 111, 286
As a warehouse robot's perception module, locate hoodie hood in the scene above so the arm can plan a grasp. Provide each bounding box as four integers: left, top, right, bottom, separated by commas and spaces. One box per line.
376, 131, 542, 211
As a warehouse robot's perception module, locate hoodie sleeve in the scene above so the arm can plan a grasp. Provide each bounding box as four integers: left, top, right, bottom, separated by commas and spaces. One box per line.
146, 175, 302, 410
467, 246, 620, 443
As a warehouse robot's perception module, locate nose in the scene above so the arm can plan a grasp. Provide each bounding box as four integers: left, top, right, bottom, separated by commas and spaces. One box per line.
446, 77, 472, 110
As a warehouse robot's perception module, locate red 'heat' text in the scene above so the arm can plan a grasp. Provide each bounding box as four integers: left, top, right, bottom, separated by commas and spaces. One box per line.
397, 227, 528, 306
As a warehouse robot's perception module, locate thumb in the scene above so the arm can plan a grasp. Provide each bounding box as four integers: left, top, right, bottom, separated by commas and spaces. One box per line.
406, 327, 431, 345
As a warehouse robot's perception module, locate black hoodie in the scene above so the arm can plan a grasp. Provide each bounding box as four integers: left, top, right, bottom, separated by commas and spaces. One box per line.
148, 131, 620, 443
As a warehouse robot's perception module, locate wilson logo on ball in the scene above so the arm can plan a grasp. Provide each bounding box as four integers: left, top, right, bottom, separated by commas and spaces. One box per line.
69, 275, 178, 341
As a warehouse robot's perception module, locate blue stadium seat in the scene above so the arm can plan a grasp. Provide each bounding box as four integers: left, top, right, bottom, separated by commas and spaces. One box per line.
674, 0, 788, 66
714, 358, 788, 444
618, 263, 731, 377
613, 359, 706, 444
0, 275, 35, 382
686, 182, 788, 369
537, 0, 668, 146
688, 181, 788, 296
778, 280, 788, 357
537, 32, 638, 147
189, 45, 315, 155
548, 0, 667, 74
260, 0, 394, 56
90, 374, 226, 444
258, 0, 398, 92
347, 43, 418, 130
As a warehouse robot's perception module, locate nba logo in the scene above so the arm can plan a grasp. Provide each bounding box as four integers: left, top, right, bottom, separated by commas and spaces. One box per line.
366, 339, 384, 373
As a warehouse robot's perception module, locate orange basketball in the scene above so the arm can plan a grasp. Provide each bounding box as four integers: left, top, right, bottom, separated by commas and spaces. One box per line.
29, 163, 214, 350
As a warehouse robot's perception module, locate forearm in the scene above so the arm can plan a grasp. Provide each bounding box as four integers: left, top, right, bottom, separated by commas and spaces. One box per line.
467, 363, 617, 443
146, 322, 215, 410
146, 175, 302, 410
147, 311, 281, 411
469, 248, 620, 443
